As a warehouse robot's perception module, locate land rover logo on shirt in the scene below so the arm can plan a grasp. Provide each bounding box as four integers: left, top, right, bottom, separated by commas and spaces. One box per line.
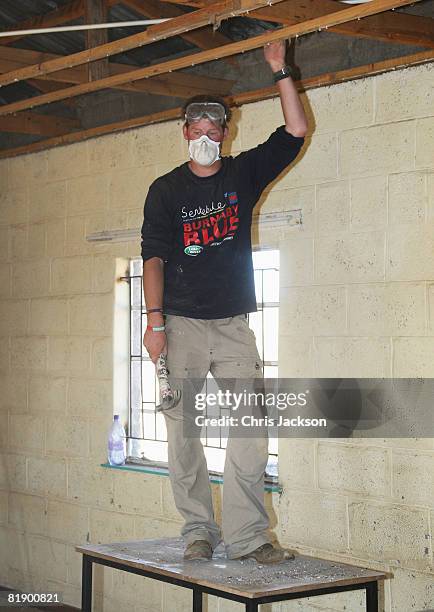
184, 245, 203, 256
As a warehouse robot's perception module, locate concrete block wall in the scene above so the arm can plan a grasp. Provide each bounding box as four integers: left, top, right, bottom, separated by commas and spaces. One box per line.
0, 61, 432, 611
271, 62, 434, 612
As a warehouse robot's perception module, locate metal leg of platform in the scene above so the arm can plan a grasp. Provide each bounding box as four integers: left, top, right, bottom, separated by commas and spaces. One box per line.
366, 581, 379, 612
192, 586, 203, 612
81, 555, 93, 612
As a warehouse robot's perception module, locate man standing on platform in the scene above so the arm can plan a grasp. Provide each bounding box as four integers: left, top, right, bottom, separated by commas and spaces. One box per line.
141, 39, 308, 563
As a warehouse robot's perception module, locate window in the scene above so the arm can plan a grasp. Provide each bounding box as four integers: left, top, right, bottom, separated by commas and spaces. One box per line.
127, 249, 280, 481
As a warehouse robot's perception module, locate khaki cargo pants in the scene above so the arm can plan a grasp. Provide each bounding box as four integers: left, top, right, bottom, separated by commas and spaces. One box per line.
163, 313, 271, 559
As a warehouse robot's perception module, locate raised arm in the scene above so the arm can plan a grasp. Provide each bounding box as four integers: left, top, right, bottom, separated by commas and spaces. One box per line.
264, 39, 308, 138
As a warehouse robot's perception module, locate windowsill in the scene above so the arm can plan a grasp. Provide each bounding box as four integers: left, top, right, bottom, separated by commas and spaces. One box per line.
100, 461, 283, 493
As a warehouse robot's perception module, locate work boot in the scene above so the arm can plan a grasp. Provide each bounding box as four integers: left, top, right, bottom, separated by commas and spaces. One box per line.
184, 539, 213, 560
238, 542, 297, 564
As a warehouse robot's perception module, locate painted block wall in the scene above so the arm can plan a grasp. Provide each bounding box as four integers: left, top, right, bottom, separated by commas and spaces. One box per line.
0, 61, 433, 611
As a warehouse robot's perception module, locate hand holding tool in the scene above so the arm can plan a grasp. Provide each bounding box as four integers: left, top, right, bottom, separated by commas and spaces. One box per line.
155, 353, 181, 412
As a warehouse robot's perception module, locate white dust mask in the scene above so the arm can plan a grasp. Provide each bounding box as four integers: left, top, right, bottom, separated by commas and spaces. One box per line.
188, 134, 221, 166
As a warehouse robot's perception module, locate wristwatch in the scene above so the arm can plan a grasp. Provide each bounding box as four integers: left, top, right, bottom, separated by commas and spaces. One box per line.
272, 65, 294, 83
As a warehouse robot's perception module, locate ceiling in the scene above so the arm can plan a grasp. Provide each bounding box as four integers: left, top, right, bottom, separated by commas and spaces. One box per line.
0, 0, 432, 156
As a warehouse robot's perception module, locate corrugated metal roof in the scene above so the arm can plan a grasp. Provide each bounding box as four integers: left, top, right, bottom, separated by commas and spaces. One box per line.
0, 0, 196, 104
0, 0, 239, 145
0, 0, 277, 106
0, 0, 82, 54
0, 0, 203, 64
0, 0, 277, 65
0, 0, 71, 25
2, 0, 431, 152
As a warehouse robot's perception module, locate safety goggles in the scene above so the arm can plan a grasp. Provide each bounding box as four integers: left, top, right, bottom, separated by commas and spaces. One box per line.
185, 102, 226, 125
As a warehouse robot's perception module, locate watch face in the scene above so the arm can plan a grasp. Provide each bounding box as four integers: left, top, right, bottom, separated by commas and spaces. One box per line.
273, 66, 292, 82
274, 67, 289, 75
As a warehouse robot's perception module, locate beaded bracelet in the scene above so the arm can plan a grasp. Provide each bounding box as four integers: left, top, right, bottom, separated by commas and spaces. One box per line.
146, 324, 165, 332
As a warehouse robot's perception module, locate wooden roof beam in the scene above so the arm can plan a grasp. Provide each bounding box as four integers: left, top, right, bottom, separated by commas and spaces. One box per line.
121, 0, 237, 65
0, 0, 283, 88
85, 0, 110, 81
0, 48, 432, 159
158, 0, 434, 49
249, 0, 434, 49
0, 46, 235, 98
0, 112, 80, 136
0, 0, 425, 116
0, 0, 236, 66
2, 0, 429, 58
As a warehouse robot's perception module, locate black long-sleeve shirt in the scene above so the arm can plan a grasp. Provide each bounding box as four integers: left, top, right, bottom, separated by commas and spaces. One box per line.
141, 125, 305, 319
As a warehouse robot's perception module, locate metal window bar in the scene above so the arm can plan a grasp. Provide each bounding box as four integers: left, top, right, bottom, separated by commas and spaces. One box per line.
125, 255, 279, 477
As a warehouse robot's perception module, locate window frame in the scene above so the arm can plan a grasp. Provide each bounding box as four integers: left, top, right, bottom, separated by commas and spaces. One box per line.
125, 247, 280, 487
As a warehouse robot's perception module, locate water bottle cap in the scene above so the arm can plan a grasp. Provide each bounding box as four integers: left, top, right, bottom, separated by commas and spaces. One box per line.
114, 414, 119, 420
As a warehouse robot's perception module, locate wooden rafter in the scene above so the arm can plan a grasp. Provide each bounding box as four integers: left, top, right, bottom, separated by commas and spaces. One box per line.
0, 46, 235, 98
0, 0, 236, 63
121, 0, 237, 64
0, 0, 288, 88
250, 0, 434, 49
0, 0, 425, 116
160, 0, 434, 49
0, 49, 432, 159
0, 112, 80, 136
1, 0, 430, 51
228, 51, 433, 104
85, 0, 110, 81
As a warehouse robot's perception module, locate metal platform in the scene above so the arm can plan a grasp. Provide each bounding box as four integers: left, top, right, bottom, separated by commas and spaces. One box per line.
76, 537, 390, 611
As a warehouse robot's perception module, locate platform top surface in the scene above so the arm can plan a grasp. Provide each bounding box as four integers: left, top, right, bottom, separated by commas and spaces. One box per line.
76, 537, 388, 598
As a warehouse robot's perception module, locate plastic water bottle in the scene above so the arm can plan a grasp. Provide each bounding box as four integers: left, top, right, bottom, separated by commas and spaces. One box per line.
107, 415, 126, 466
